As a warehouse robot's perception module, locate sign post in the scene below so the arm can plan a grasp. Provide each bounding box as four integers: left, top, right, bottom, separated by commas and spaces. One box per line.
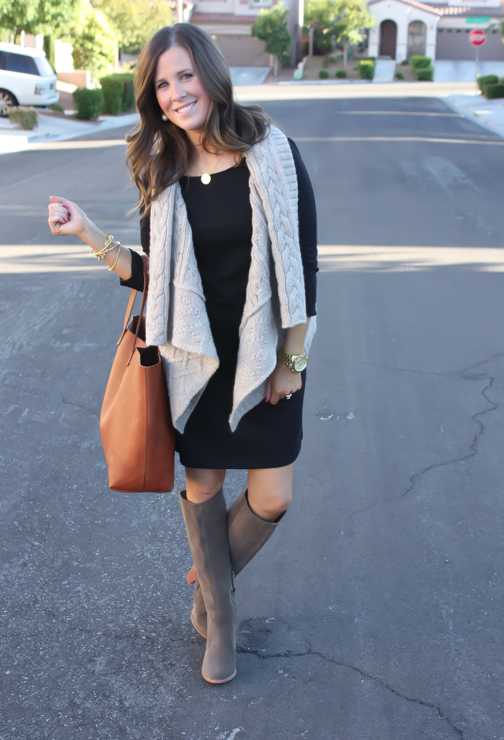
469, 28, 487, 81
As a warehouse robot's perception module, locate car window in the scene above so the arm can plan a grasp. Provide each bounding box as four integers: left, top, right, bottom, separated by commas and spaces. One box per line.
6, 53, 40, 76
35, 55, 55, 77
0, 51, 4, 70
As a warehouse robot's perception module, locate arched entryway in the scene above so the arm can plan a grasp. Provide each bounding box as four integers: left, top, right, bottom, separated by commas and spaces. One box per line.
408, 21, 427, 58
379, 20, 397, 59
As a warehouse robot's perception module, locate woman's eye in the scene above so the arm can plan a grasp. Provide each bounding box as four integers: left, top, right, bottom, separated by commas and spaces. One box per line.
182, 73, 193, 80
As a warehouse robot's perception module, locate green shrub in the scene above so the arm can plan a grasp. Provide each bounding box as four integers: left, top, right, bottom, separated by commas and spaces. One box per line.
477, 74, 498, 92
100, 73, 136, 113
318, 69, 329, 79
401, 59, 409, 65
416, 67, 433, 81
100, 76, 123, 114
395, 71, 404, 80
411, 55, 431, 70
48, 103, 65, 113
114, 73, 135, 111
484, 83, 504, 99
358, 59, 375, 79
335, 69, 347, 78
73, 88, 104, 120
8, 107, 38, 130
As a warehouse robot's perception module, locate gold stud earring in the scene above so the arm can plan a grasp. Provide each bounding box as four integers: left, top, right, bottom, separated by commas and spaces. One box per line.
161, 113, 168, 121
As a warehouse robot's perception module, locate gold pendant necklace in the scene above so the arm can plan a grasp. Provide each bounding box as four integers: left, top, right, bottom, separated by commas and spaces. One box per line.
197, 153, 224, 185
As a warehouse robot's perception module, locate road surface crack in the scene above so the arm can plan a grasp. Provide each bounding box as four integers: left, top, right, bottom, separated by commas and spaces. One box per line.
238, 643, 464, 738
349, 352, 502, 519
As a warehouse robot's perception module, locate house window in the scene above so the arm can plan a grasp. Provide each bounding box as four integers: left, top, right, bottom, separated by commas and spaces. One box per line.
250, 0, 271, 6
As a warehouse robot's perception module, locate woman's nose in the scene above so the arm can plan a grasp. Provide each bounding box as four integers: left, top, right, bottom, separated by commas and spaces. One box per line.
171, 82, 187, 102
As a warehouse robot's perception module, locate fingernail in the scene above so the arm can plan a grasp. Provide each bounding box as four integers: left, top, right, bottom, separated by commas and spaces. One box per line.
264, 396, 268, 402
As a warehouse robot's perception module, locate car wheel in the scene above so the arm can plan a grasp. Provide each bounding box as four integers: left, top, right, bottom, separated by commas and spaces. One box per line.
0, 90, 17, 117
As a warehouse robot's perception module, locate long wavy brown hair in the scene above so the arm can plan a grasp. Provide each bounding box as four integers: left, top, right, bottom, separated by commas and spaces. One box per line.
126, 24, 272, 215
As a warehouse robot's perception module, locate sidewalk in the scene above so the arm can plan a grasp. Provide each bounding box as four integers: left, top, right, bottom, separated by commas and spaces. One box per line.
0, 110, 139, 156
446, 92, 504, 140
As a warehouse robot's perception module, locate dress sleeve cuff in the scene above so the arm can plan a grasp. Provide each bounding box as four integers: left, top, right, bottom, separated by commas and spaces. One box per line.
119, 250, 145, 292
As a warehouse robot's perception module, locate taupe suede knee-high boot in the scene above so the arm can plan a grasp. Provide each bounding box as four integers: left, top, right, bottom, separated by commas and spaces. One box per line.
179, 489, 236, 684
187, 489, 285, 639
191, 577, 206, 639
228, 489, 285, 576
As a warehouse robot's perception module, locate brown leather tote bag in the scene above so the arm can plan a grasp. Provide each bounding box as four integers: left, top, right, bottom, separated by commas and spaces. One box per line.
100, 256, 175, 493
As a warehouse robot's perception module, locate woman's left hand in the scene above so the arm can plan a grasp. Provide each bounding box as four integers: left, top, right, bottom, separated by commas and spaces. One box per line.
265, 362, 302, 405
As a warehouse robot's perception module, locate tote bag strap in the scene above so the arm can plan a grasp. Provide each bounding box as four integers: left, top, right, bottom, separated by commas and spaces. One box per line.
125, 255, 149, 366
116, 255, 150, 366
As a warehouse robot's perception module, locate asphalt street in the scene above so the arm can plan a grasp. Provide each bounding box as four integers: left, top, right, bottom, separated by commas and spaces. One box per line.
1, 95, 503, 740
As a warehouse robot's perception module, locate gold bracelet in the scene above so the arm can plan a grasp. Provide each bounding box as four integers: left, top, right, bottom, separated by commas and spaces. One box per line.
107, 244, 121, 271
93, 234, 117, 261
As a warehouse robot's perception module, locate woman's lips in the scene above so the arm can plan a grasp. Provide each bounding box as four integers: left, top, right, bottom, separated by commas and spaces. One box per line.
175, 100, 196, 115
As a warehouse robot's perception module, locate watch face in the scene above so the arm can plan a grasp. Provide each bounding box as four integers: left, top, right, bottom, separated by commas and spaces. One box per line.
294, 356, 307, 372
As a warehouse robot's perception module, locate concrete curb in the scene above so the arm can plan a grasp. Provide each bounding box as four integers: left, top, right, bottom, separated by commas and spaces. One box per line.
442, 95, 504, 140
0, 112, 140, 156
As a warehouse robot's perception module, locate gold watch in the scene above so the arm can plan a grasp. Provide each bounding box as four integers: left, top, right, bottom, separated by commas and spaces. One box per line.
278, 351, 308, 373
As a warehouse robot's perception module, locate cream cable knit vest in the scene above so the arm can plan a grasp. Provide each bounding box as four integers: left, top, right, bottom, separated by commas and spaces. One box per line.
146, 125, 317, 433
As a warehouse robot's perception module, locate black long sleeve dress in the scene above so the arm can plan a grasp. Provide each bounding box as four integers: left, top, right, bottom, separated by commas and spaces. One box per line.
121, 138, 318, 470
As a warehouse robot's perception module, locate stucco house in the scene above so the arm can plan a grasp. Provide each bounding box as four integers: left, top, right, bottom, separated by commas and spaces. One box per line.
367, 0, 504, 62
189, 0, 302, 66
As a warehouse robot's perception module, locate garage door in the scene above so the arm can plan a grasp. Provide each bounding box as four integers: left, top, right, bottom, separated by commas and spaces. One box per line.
436, 28, 504, 61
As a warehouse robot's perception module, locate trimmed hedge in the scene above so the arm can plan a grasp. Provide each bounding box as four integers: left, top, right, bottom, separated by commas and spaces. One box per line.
395, 71, 404, 80
411, 55, 431, 70
100, 76, 123, 114
113, 73, 135, 111
358, 59, 375, 80
478, 74, 498, 92
100, 73, 136, 114
318, 69, 329, 79
8, 107, 38, 130
73, 88, 104, 120
335, 69, 347, 78
484, 82, 504, 99
416, 67, 433, 81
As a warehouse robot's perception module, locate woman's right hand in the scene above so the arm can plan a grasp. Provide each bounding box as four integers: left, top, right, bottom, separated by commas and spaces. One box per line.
48, 195, 89, 239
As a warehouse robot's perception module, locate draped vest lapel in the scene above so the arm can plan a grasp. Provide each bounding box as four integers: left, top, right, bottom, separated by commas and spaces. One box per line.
146, 125, 316, 433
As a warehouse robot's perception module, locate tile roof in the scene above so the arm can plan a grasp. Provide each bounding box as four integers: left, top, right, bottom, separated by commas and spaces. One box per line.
428, 2, 504, 15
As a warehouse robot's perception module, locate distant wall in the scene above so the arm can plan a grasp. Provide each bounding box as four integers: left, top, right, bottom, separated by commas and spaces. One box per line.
57, 70, 91, 88
213, 35, 270, 66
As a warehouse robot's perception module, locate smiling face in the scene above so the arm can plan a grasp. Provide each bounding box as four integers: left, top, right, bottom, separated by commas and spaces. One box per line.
155, 44, 212, 139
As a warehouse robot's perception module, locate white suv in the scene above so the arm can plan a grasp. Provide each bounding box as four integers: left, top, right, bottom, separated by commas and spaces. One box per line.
0, 42, 59, 116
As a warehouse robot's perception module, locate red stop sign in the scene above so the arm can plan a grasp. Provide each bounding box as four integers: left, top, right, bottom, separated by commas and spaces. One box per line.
469, 29, 487, 46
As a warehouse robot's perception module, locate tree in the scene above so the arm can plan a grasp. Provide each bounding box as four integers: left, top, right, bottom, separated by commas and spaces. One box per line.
304, 0, 336, 55
71, 0, 118, 81
0, 0, 79, 38
304, 0, 374, 65
252, 2, 292, 76
332, 0, 374, 67
95, 0, 174, 56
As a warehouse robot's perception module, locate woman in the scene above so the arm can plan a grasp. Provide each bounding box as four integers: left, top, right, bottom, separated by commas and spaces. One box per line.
47, 24, 317, 685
